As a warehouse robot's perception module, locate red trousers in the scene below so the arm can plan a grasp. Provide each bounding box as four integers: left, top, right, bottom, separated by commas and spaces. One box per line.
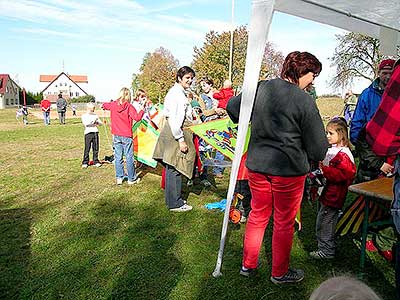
243, 170, 306, 277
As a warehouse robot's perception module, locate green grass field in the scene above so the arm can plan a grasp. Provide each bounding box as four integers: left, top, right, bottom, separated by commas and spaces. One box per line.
0, 103, 395, 300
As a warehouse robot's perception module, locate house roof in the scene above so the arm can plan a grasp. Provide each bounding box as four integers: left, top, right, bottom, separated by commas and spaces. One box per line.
40, 73, 88, 83
0, 74, 10, 94
40, 72, 88, 95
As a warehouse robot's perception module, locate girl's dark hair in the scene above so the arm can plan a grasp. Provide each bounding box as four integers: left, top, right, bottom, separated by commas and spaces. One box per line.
280, 51, 322, 84
176, 66, 195, 83
327, 117, 350, 147
201, 77, 214, 86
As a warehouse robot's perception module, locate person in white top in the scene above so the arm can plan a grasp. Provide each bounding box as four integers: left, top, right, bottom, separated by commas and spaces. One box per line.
81, 102, 103, 168
153, 66, 196, 212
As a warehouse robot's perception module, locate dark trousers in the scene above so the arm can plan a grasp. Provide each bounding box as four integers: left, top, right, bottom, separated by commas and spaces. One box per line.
165, 164, 185, 209
235, 180, 251, 217
316, 203, 339, 256
82, 132, 100, 164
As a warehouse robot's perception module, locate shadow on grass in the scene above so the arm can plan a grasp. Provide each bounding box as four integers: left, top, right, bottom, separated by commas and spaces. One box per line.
298, 198, 395, 299
107, 211, 181, 299
0, 208, 31, 299
17, 195, 182, 299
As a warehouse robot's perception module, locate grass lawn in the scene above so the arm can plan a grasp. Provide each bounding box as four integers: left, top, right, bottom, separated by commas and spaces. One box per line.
0, 103, 395, 300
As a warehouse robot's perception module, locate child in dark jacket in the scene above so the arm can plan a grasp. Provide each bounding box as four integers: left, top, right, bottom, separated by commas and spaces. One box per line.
310, 117, 356, 259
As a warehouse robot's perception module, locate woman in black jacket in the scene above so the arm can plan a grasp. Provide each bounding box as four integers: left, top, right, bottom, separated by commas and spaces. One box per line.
227, 51, 328, 284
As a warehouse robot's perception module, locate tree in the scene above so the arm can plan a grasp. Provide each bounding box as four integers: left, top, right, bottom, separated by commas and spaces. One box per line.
192, 26, 284, 91
21, 90, 42, 105
329, 32, 398, 89
132, 47, 180, 103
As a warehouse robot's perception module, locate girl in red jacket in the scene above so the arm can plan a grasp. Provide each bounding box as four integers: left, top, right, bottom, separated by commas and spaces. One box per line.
310, 117, 356, 259
102, 88, 144, 185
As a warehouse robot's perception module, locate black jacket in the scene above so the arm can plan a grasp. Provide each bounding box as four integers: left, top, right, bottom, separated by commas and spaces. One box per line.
355, 127, 384, 182
227, 79, 328, 176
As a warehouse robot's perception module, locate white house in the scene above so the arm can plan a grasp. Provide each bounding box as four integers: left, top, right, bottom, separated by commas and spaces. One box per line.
0, 74, 21, 109
40, 72, 88, 103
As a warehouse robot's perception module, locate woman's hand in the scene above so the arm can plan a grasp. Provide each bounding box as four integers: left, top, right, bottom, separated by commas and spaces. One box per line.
380, 162, 394, 175
179, 141, 188, 153
215, 108, 226, 115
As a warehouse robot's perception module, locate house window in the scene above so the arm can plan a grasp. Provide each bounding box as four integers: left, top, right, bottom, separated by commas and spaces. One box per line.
6, 99, 9, 105
70, 92, 73, 97
76, 92, 79, 96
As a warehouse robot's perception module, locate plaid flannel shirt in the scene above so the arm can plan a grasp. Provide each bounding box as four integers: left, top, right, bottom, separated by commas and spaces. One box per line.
366, 66, 400, 156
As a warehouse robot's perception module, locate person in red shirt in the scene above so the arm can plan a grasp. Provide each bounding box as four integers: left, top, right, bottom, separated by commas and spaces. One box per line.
102, 87, 144, 185
366, 59, 400, 300
213, 79, 234, 111
40, 96, 51, 125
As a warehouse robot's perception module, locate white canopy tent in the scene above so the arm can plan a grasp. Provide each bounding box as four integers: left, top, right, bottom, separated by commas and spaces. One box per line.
213, 0, 400, 277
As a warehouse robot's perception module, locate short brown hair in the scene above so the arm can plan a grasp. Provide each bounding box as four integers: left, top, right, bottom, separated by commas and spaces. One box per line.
281, 51, 322, 85
135, 89, 146, 100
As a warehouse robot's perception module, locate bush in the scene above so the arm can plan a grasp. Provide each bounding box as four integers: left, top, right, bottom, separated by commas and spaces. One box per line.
73, 95, 95, 103
319, 93, 341, 98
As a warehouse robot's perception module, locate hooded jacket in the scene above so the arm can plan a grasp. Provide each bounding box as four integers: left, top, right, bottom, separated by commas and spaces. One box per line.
213, 88, 234, 109
102, 100, 144, 138
350, 79, 383, 144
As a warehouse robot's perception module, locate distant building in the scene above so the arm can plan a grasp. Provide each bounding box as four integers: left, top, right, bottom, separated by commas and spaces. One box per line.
0, 74, 21, 109
40, 72, 88, 102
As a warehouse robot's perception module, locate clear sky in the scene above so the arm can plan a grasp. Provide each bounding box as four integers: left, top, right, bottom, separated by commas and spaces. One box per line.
1, 0, 356, 101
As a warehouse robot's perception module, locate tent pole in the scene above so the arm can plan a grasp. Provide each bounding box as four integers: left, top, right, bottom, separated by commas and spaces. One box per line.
213, 0, 275, 278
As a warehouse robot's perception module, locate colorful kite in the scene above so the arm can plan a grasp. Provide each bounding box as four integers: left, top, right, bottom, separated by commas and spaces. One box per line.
132, 119, 160, 168
189, 118, 250, 160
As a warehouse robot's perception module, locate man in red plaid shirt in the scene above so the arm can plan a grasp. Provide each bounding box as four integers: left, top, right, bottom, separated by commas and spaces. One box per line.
366, 59, 400, 300
366, 60, 400, 158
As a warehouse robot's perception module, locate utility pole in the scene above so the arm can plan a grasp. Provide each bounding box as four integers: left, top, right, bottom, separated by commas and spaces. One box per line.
228, 0, 235, 82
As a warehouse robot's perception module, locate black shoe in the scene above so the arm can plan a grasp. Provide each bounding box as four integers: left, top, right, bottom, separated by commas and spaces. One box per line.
239, 266, 257, 277
270, 268, 304, 284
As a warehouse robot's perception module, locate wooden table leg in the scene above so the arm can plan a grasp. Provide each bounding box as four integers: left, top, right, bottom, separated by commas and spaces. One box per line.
359, 196, 369, 277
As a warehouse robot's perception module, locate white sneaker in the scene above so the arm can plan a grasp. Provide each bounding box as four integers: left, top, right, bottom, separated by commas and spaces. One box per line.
94, 163, 102, 167
170, 204, 193, 212
128, 178, 140, 185
81, 164, 88, 169
116, 178, 123, 185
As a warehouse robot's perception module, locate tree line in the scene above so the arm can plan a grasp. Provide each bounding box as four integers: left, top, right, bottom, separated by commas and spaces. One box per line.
132, 26, 398, 103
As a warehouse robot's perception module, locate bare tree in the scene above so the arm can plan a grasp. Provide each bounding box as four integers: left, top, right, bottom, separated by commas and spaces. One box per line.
329, 32, 395, 89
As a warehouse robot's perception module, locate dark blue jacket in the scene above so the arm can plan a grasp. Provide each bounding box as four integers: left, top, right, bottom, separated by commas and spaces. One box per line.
350, 79, 383, 144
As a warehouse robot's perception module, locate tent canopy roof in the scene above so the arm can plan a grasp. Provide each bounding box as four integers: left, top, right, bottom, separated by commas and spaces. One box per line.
268, 0, 400, 53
